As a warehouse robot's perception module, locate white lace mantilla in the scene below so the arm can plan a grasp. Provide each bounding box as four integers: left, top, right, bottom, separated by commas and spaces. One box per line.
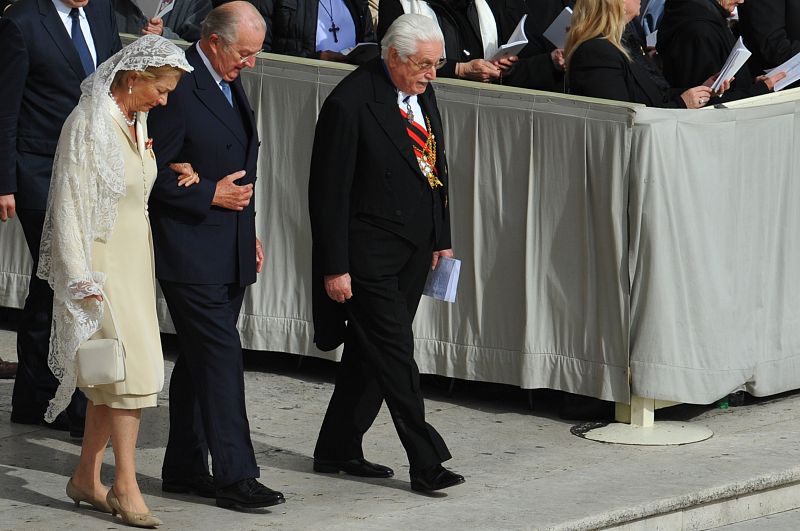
37, 35, 192, 421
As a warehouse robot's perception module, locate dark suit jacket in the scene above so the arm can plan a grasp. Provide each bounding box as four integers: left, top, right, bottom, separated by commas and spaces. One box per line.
739, 0, 800, 74
147, 43, 259, 287
0, 0, 120, 208
567, 37, 686, 108
308, 58, 451, 350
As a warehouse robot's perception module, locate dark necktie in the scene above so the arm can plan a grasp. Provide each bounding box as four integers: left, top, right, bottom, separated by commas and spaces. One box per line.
69, 8, 95, 76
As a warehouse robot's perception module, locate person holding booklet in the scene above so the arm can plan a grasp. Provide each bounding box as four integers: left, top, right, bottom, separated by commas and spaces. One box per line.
114, 0, 212, 41
251, 0, 378, 64
308, 14, 464, 493
657, 0, 784, 103
565, 0, 720, 107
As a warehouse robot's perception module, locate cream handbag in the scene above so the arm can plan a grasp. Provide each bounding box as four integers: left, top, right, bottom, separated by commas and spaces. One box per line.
76, 291, 126, 387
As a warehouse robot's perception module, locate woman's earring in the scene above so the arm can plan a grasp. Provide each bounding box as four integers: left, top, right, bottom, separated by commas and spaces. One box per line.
128, 85, 133, 95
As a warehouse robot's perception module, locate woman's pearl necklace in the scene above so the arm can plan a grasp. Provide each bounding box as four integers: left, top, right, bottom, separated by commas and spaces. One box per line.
108, 91, 136, 127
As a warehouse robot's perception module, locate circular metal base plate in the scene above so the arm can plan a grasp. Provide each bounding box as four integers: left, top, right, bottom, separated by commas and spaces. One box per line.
573, 421, 713, 446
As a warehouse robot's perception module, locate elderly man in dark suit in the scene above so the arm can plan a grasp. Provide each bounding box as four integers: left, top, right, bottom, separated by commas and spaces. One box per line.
739, 0, 800, 77
147, 1, 285, 510
308, 13, 465, 493
0, 0, 120, 436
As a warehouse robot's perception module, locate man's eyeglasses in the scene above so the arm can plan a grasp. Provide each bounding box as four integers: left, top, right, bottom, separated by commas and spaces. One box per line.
225, 44, 262, 65
407, 56, 446, 72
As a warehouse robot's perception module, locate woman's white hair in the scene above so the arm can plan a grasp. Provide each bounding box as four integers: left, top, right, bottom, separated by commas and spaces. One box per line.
380, 13, 444, 61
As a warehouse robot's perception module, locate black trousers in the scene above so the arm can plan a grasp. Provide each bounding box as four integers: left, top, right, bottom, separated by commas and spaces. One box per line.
314, 218, 451, 470
11, 208, 85, 427
160, 281, 259, 487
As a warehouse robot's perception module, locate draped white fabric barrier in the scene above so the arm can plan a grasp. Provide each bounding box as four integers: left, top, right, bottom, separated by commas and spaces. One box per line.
3, 47, 800, 404
630, 100, 800, 403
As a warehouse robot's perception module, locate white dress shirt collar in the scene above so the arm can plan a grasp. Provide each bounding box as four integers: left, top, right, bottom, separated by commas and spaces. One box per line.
197, 43, 226, 88
397, 91, 425, 130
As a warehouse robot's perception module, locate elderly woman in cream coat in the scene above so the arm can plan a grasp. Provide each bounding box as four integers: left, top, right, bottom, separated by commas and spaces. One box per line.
38, 35, 194, 528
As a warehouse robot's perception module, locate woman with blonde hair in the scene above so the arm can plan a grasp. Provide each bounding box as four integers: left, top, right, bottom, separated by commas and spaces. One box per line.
565, 0, 714, 107
38, 35, 194, 528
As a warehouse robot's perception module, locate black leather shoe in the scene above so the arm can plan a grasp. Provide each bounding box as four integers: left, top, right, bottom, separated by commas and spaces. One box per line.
215, 478, 285, 509
163, 474, 216, 498
313, 458, 394, 478
410, 465, 465, 492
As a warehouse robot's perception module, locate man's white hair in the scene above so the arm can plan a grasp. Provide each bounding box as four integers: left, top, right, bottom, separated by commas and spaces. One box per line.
380, 14, 444, 61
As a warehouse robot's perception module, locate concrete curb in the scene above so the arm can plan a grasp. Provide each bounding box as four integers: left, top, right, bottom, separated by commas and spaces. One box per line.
544, 466, 800, 530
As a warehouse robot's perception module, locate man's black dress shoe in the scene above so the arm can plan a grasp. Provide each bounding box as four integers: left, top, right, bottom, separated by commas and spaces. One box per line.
163, 474, 216, 498
313, 458, 394, 478
409, 465, 465, 492
215, 478, 285, 509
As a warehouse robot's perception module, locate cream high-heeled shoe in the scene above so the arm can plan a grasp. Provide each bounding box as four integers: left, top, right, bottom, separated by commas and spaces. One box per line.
106, 487, 163, 529
66, 478, 112, 513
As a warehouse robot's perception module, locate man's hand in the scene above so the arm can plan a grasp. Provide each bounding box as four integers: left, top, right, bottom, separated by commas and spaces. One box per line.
490, 55, 518, 73
0, 194, 16, 222
212, 170, 253, 211
142, 17, 164, 36
456, 59, 502, 82
324, 273, 352, 303
255, 237, 264, 273
431, 248, 454, 270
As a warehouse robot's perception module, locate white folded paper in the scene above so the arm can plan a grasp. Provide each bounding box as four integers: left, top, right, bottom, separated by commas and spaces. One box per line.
341, 42, 379, 56
488, 15, 528, 61
155, 0, 175, 20
711, 36, 751, 92
423, 257, 461, 303
765, 50, 800, 91
543, 7, 572, 49
133, 0, 173, 20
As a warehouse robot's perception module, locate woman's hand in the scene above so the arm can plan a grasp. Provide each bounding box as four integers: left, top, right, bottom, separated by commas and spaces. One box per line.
551, 49, 566, 71
456, 59, 502, 82
681, 86, 714, 109
170, 162, 200, 187
758, 71, 787, 91
82, 294, 103, 302
703, 73, 732, 96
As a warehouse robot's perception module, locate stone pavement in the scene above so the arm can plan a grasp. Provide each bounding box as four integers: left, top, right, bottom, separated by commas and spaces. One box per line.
1, 322, 800, 530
